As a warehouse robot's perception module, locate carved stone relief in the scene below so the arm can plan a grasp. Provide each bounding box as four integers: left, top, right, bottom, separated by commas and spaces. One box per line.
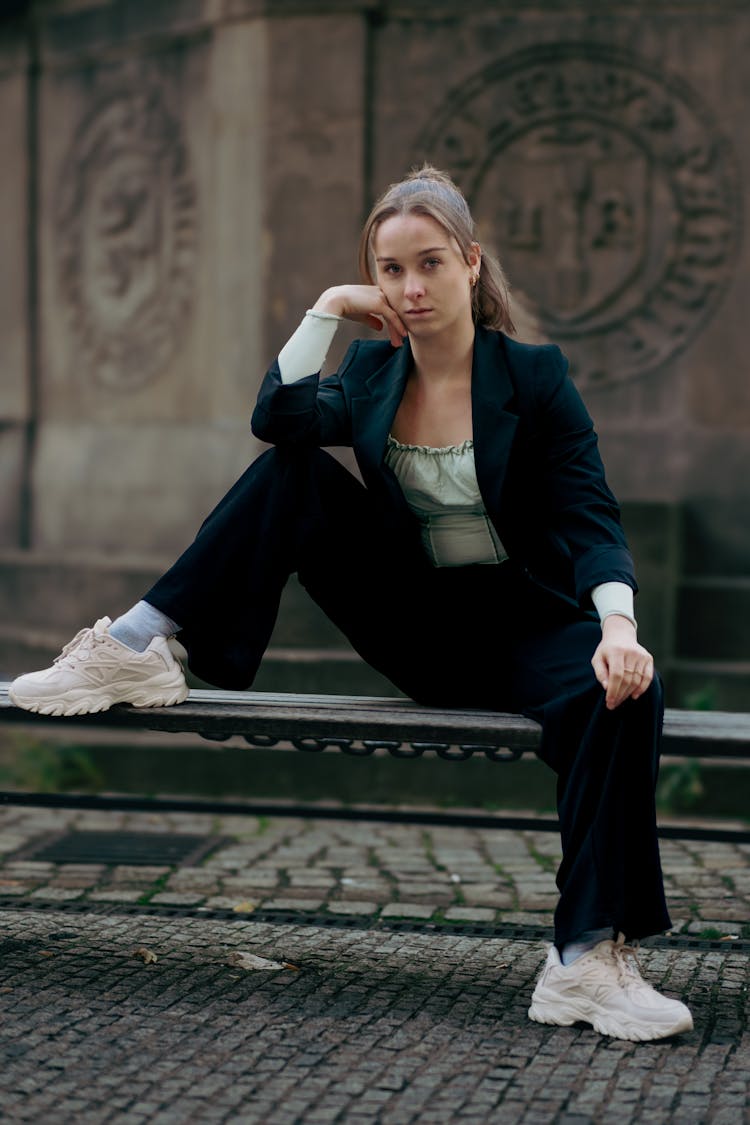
56, 79, 197, 391
419, 44, 741, 387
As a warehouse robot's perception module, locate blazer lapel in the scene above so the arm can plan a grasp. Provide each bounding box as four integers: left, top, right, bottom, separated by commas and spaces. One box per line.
471, 327, 519, 518
350, 339, 413, 476
349, 327, 518, 525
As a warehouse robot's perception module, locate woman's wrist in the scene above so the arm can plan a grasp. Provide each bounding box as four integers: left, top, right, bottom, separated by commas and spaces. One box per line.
312, 288, 347, 317
600, 613, 638, 638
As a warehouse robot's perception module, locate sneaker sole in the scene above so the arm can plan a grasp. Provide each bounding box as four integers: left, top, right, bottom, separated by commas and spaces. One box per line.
528, 992, 694, 1041
8, 679, 189, 718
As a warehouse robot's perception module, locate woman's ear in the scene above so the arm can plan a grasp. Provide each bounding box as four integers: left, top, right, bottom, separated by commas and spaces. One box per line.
468, 241, 482, 274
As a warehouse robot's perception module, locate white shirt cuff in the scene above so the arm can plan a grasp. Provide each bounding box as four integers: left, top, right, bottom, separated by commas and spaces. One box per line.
591, 582, 637, 629
277, 310, 343, 385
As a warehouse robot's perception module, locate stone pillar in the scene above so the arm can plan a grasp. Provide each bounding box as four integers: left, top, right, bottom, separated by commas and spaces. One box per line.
32, 7, 269, 556
0, 25, 29, 548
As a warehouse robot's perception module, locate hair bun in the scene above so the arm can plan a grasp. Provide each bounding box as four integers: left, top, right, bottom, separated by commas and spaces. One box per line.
407, 163, 455, 186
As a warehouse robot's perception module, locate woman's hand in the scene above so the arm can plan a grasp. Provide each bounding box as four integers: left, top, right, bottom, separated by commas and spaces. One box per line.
591, 615, 654, 710
313, 286, 407, 348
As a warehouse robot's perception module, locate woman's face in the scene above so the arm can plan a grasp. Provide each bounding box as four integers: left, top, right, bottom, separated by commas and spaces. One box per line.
372, 213, 479, 340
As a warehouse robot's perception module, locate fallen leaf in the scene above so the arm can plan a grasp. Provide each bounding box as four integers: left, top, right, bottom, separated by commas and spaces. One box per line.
38, 951, 55, 958
133, 946, 158, 965
226, 951, 297, 971
232, 901, 256, 914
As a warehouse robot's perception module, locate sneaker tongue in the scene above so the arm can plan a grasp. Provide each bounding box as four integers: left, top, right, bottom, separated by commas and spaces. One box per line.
93, 617, 113, 634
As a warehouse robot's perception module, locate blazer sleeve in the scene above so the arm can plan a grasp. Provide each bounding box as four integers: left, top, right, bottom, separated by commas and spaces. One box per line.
532, 345, 637, 604
251, 340, 363, 447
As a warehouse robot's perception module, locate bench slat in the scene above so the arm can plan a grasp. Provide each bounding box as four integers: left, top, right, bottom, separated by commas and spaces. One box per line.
1, 684, 748, 757
0, 685, 541, 748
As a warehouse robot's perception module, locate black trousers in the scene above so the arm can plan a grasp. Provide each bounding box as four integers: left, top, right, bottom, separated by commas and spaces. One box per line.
144, 447, 671, 948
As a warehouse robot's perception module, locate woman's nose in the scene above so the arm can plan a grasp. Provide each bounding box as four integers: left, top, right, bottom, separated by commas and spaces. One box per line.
404, 273, 426, 299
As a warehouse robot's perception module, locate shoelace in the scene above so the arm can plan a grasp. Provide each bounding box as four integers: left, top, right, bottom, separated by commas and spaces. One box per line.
53, 627, 98, 668
610, 935, 648, 991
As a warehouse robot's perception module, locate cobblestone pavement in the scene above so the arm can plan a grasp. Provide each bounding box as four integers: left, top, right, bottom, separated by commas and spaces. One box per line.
0, 805, 748, 1122
0, 805, 747, 939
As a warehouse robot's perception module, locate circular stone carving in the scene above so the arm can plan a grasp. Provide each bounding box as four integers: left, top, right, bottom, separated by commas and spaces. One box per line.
56, 88, 197, 391
418, 44, 741, 387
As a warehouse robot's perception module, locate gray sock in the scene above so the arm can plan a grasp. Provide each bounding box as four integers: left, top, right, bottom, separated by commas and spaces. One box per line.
109, 601, 181, 653
561, 927, 613, 966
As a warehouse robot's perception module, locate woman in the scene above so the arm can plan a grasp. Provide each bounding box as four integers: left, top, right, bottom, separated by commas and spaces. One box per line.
10, 166, 692, 1041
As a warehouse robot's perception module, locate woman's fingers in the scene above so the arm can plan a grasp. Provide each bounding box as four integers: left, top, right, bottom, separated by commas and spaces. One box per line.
314, 286, 406, 344
353, 308, 405, 347
591, 646, 609, 692
630, 658, 654, 699
591, 642, 655, 709
374, 296, 407, 344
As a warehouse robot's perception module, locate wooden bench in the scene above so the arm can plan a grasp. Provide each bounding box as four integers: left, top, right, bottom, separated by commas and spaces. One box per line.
1, 683, 749, 840
1, 683, 749, 758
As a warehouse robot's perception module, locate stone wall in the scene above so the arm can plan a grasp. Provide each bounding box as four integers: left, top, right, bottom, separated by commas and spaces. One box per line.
1, 0, 749, 704
372, 7, 748, 538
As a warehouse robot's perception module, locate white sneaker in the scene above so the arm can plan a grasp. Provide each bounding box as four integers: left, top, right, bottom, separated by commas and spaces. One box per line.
8, 617, 189, 717
528, 934, 694, 1041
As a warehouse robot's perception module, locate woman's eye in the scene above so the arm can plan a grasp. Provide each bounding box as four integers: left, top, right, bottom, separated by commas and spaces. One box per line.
383, 263, 401, 275
423, 258, 441, 269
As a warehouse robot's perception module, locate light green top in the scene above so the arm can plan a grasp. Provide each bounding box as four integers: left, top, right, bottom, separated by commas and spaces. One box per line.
385, 436, 508, 568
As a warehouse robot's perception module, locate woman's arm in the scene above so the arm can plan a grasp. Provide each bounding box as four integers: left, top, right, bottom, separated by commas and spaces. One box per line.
251, 286, 406, 447
533, 349, 654, 708
277, 310, 344, 385
533, 346, 636, 601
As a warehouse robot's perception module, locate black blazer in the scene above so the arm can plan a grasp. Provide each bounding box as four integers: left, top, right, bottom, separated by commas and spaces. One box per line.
252, 325, 636, 610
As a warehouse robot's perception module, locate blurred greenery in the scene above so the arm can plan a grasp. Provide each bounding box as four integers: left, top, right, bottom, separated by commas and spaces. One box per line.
681, 685, 717, 711
0, 732, 103, 793
656, 760, 705, 814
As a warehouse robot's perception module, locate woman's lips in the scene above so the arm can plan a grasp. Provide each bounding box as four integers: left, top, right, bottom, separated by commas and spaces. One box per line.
404, 308, 432, 316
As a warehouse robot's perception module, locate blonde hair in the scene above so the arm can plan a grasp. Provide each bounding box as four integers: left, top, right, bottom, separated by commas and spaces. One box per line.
358, 164, 516, 334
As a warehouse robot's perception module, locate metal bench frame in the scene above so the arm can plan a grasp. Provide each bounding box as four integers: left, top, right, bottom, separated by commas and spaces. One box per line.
1, 685, 749, 841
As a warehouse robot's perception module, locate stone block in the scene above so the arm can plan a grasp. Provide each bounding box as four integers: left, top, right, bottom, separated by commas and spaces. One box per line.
0, 550, 163, 631
264, 14, 366, 360
30, 423, 258, 555
326, 900, 380, 915
380, 903, 436, 920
